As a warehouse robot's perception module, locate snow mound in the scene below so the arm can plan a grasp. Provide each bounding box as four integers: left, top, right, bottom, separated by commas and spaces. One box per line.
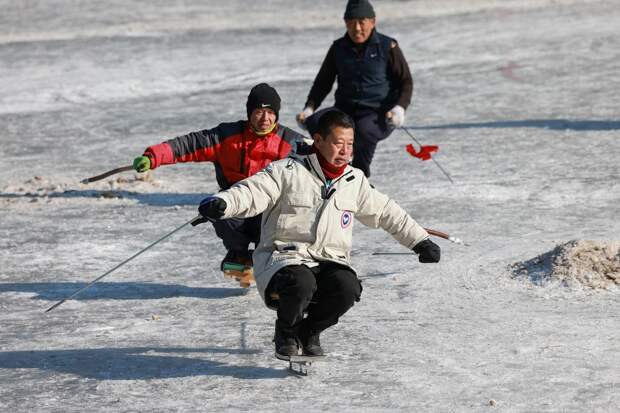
2, 173, 160, 195
511, 240, 620, 289
0, 174, 167, 207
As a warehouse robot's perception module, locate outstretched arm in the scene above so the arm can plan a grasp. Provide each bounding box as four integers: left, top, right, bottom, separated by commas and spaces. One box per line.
355, 176, 428, 250
142, 125, 225, 169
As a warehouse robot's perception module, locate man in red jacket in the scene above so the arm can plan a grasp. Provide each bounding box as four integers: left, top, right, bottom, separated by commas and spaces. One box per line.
132, 83, 308, 286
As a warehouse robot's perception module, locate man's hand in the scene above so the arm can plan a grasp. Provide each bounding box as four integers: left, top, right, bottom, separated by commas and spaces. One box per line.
296, 107, 315, 130
198, 196, 227, 221
133, 155, 151, 173
412, 239, 441, 263
386, 105, 406, 128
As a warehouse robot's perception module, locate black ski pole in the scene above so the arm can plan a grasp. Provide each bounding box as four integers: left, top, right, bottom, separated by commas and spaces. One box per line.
45, 215, 203, 313
400, 127, 454, 184
81, 165, 134, 184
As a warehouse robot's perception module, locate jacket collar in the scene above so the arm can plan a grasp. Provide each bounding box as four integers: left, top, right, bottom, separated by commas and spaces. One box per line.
343, 28, 379, 48
245, 121, 279, 139
305, 153, 353, 185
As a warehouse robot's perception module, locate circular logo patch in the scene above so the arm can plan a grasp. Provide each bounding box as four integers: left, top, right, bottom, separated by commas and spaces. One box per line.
341, 211, 352, 229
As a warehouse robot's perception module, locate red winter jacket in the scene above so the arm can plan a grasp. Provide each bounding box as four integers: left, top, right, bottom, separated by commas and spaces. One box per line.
144, 121, 308, 189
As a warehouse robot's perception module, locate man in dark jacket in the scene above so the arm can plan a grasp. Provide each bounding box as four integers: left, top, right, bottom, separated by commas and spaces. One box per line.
296, 0, 413, 178
133, 83, 308, 286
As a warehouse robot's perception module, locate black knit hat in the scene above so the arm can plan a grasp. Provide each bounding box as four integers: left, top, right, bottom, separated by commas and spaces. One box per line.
246, 83, 281, 121
344, 0, 375, 20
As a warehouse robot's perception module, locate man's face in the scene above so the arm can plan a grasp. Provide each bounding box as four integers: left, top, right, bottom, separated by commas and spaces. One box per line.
249, 108, 277, 133
314, 126, 354, 167
345, 18, 376, 44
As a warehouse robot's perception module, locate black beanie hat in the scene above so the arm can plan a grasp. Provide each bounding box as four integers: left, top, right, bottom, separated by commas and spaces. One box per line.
344, 0, 375, 20
246, 83, 281, 121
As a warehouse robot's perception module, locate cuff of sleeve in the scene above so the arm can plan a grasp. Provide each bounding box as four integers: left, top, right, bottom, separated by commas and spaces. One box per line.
144, 143, 175, 169
396, 97, 411, 110
409, 233, 430, 250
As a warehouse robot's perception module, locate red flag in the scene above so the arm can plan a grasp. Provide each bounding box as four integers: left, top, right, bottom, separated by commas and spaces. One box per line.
406, 143, 438, 161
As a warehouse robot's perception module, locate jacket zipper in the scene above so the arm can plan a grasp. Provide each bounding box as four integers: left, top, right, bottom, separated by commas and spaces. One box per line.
310, 166, 354, 261
239, 130, 247, 175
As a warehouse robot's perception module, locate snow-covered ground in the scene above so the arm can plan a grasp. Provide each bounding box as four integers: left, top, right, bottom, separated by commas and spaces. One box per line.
1, 0, 619, 411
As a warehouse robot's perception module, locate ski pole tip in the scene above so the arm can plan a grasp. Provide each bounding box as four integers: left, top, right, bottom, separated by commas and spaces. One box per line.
450, 237, 470, 246
44, 300, 64, 313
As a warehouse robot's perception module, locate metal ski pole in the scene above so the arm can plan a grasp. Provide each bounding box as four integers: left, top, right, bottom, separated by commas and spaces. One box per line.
371, 252, 415, 255
372, 227, 468, 255
45, 215, 203, 313
400, 127, 454, 184
81, 165, 134, 184
424, 228, 467, 246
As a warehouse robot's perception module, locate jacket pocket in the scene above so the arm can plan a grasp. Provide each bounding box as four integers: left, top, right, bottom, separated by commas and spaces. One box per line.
334, 195, 358, 213
326, 195, 355, 250
276, 192, 317, 241
289, 192, 315, 206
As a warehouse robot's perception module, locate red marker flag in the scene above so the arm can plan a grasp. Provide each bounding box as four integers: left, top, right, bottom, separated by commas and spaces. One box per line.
406, 143, 438, 161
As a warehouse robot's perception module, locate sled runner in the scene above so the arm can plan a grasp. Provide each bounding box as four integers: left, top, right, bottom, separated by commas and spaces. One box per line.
222, 262, 254, 288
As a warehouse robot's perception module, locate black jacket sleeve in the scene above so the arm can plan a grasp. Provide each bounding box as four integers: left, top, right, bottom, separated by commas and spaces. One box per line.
305, 44, 337, 110
389, 42, 413, 109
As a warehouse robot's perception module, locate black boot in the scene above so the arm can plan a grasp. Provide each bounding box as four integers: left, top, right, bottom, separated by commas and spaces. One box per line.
299, 324, 324, 356
274, 321, 299, 358
220, 249, 253, 271
221, 250, 254, 287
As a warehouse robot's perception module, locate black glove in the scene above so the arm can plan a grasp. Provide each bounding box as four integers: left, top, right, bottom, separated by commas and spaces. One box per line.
198, 197, 227, 221
413, 239, 441, 263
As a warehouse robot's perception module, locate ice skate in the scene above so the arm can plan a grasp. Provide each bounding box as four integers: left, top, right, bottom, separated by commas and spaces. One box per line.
221, 250, 254, 288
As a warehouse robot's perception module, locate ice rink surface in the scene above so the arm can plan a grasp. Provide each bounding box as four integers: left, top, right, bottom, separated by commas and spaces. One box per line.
1, 1, 619, 411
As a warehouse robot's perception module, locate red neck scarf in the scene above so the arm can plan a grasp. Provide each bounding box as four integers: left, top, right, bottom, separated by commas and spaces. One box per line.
312, 145, 347, 179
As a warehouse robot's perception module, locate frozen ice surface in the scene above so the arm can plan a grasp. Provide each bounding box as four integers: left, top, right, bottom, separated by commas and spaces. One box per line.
1, 1, 619, 411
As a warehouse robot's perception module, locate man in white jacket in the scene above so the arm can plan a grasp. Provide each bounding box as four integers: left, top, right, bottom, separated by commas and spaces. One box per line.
198, 110, 440, 358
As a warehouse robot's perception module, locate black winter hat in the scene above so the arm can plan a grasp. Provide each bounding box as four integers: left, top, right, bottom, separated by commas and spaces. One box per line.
344, 0, 375, 20
246, 83, 281, 120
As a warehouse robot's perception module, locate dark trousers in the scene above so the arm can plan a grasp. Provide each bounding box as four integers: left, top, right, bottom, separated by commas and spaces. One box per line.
212, 215, 261, 252
266, 262, 362, 337
347, 108, 395, 178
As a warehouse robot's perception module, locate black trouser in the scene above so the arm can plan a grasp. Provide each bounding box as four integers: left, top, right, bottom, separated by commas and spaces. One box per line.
266, 262, 362, 337
346, 108, 395, 178
212, 215, 261, 252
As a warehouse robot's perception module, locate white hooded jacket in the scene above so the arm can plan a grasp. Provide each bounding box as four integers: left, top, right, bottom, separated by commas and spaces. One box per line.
214, 153, 429, 303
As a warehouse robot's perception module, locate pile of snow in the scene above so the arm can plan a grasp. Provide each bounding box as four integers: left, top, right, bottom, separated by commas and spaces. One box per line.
0, 174, 162, 205
511, 240, 620, 289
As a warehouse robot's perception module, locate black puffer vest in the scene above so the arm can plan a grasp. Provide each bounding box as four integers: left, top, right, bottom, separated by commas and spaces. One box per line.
333, 30, 397, 110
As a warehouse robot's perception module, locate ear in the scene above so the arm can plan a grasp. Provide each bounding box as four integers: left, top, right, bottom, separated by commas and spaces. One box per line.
312, 133, 322, 144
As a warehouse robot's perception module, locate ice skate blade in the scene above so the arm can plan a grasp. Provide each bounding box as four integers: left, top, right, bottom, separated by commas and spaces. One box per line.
275, 353, 326, 376
276, 354, 325, 363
